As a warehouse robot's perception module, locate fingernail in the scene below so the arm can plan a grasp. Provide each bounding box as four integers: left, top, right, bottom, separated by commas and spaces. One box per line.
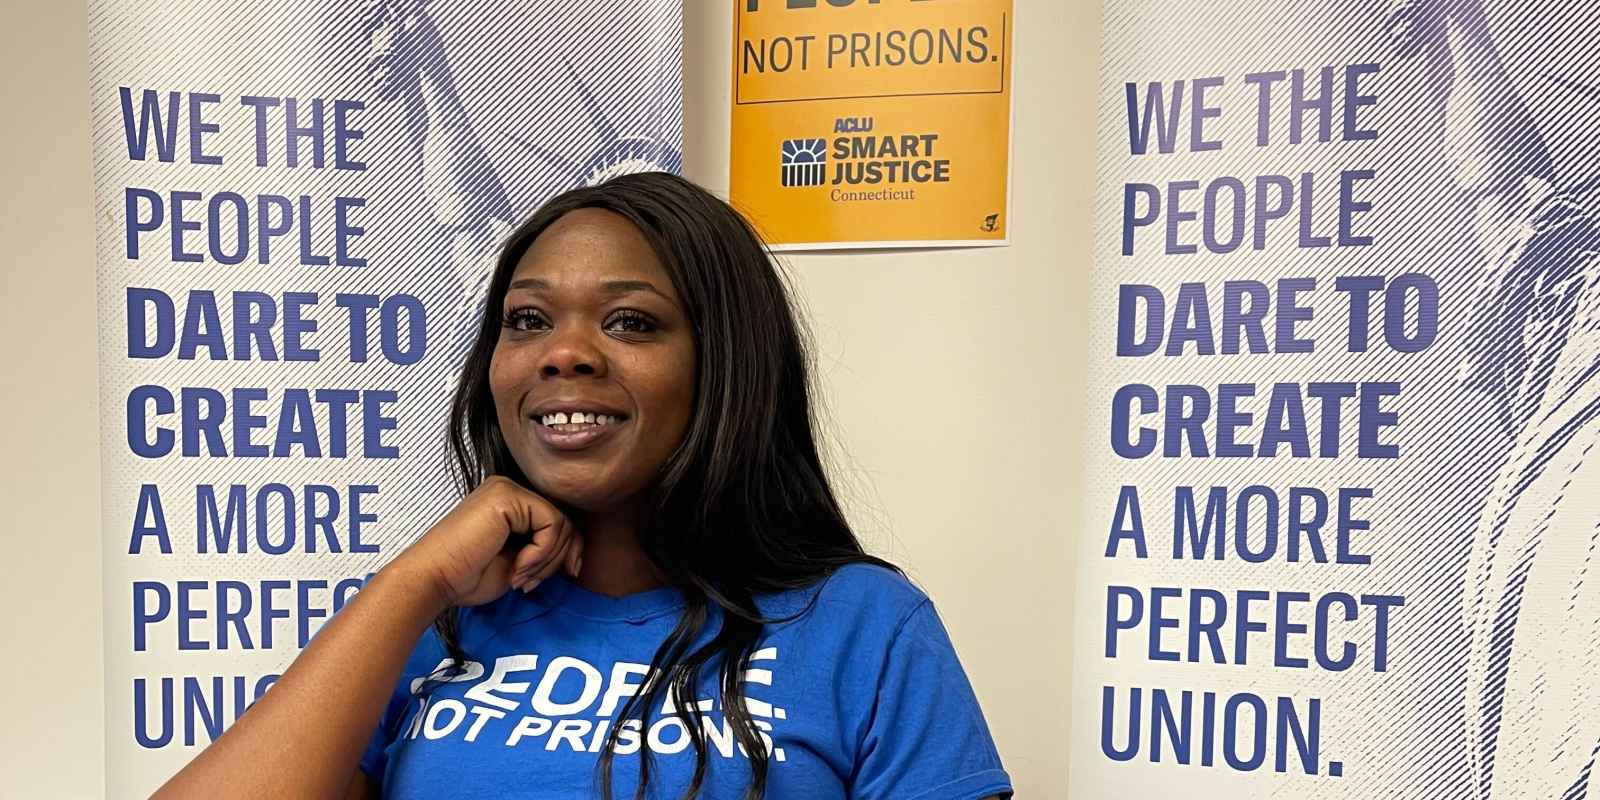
575, 558, 583, 575
524, 578, 541, 593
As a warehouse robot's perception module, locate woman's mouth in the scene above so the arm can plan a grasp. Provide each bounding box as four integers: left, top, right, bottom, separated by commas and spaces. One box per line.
533, 411, 628, 451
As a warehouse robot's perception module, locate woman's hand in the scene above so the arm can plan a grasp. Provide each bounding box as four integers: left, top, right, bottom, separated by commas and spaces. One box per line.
151, 475, 574, 798
390, 475, 583, 608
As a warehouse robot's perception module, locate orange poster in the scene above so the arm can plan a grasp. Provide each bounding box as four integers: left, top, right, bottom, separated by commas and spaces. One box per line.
730, 0, 1014, 249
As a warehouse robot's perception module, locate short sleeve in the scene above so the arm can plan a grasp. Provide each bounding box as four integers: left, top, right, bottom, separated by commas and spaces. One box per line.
358, 626, 447, 786
849, 599, 1013, 800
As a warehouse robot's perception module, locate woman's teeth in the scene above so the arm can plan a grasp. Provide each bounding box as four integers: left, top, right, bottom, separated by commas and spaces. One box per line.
540, 411, 621, 431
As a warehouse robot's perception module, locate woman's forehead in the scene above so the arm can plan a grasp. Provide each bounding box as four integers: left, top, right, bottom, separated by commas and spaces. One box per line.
517, 210, 664, 273
510, 208, 678, 300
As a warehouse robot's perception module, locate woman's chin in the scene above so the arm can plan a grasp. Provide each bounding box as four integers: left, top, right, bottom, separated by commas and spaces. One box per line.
527, 475, 633, 515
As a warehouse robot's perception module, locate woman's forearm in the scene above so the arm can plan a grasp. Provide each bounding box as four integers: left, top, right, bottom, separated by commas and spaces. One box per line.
151, 562, 447, 799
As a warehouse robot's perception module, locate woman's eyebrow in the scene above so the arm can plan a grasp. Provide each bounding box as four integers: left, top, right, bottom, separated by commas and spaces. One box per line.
597, 279, 666, 299
507, 277, 664, 298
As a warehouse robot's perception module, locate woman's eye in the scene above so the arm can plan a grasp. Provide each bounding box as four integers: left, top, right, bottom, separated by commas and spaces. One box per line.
503, 308, 550, 332
605, 310, 657, 334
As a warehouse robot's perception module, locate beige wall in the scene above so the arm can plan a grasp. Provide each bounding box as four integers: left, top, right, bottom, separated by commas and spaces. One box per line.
2, 1, 105, 797
1, 1, 1098, 796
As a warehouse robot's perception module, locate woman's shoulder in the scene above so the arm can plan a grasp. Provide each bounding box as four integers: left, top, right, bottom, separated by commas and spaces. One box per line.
759, 561, 931, 632
816, 560, 926, 604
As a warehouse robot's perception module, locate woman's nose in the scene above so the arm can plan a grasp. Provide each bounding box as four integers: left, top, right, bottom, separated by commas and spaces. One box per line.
539, 327, 606, 378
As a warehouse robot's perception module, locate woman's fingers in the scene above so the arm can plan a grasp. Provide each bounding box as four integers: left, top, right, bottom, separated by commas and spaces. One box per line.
509, 518, 575, 591
566, 534, 584, 578
529, 535, 577, 586
513, 535, 570, 592
507, 534, 550, 580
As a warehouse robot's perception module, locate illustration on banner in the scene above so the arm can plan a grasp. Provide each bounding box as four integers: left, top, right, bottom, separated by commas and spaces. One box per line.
1387, 0, 1600, 797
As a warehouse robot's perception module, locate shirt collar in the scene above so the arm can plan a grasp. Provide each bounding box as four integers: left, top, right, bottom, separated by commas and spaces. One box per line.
505, 573, 687, 625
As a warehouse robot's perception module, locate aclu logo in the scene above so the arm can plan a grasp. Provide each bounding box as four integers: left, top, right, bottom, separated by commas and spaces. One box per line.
780, 138, 827, 187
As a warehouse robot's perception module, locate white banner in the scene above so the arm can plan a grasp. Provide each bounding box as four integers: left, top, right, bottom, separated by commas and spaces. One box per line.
90, 1, 682, 791
1071, 1, 1599, 797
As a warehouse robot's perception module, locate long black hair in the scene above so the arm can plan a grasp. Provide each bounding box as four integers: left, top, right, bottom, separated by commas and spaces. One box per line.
428, 171, 899, 799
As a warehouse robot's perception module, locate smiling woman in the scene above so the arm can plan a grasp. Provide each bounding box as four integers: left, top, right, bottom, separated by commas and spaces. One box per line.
150, 172, 1014, 800
485, 208, 698, 518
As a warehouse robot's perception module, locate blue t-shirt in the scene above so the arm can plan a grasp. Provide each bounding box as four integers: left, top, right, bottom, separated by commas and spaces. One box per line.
358, 563, 1012, 799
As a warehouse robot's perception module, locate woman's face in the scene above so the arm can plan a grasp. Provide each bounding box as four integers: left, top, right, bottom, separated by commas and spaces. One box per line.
490, 208, 697, 512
